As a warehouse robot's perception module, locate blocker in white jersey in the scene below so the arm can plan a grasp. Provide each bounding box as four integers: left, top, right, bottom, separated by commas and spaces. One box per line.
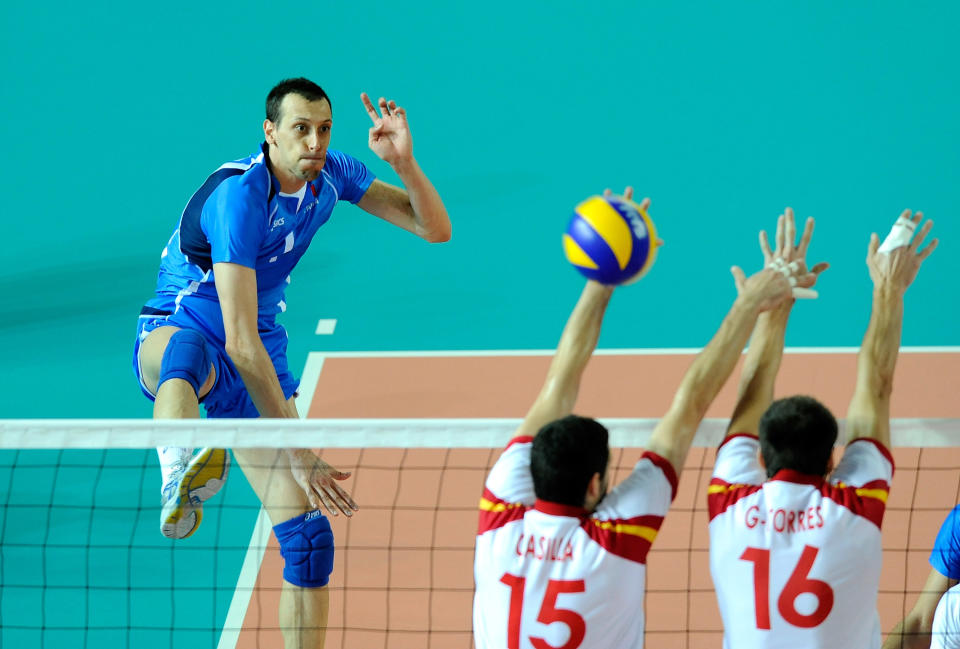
474, 436, 677, 649
706, 208, 934, 649
708, 433, 894, 649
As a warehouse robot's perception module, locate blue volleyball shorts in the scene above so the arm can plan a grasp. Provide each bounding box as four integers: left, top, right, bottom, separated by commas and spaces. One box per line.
132, 297, 298, 418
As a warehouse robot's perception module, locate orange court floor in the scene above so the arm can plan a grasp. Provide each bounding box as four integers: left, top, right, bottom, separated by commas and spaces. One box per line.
229, 349, 960, 648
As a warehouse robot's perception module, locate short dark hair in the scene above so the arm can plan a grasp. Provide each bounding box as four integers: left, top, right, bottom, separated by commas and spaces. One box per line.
530, 415, 610, 507
266, 78, 331, 125
759, 396, 838, 478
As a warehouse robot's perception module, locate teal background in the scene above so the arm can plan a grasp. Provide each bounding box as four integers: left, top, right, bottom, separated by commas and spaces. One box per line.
2, 1, 958, 419
1, 2, 958, 646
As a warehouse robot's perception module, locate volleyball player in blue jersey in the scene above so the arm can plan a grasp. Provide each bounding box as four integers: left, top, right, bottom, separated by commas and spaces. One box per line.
133, 78, 450, 648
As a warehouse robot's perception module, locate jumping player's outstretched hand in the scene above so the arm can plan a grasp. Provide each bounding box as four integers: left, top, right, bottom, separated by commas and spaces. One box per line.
867, 209, 938, 294
288, 449, 359, 517
361, 92, 413, 167
758, 207, 829, 297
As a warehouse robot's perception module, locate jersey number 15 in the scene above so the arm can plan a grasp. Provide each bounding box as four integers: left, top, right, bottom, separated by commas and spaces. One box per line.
501, 573, 586, 649
740, 545, 835, 629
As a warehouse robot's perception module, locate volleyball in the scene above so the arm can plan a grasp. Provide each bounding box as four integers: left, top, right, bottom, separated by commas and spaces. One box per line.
563, 195, 660, 285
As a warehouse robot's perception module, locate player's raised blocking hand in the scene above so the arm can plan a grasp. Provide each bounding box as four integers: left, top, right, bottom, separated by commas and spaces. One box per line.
758, 207, 829, 297
868, 209, 938, 295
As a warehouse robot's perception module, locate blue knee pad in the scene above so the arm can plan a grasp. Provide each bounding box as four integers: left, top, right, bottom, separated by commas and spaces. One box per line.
159, 329, 212, 396
274, 510, 334, 588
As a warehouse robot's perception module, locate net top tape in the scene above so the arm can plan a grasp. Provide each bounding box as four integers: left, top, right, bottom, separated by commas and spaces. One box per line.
0, 418, 957, 449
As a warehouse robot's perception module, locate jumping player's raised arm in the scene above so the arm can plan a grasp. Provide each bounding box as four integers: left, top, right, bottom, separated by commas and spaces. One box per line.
644, 244, 814, 476
355, 93, 451, 243
725, 209, 828, 440
845, 210, 937, 449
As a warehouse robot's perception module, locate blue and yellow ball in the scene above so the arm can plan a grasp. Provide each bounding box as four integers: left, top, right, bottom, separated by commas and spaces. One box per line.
563, 195, 659, 285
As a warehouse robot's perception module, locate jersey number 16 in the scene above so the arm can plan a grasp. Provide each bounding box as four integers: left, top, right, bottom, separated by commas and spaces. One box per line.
740, 545, 835, 629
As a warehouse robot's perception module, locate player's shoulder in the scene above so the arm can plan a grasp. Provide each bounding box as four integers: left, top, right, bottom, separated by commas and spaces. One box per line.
937, 503, 960, 536
320, 149, 369, 180
214, 149, 271, 197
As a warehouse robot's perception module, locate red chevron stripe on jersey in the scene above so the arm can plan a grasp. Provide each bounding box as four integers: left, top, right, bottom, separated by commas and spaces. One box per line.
504, 435, 534, 450
707, 478, 765, 521
641, 451, 680, 501
580, 513, 666, 564
821, 478, 889, 529
478, 487, 528, 534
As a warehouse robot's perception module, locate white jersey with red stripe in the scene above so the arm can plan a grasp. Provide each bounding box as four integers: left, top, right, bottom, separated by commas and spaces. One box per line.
932, 584, 960, 649
708, 434, 894, 649
473, 436, 678, 649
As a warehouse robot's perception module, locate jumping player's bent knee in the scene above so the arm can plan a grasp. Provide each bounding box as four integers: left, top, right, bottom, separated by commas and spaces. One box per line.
273, 510, 335, 588
158, 329, 212, 397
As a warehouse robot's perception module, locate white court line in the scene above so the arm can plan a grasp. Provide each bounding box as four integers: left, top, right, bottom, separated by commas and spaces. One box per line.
216, 507, 273, 649
296, 353, 326, 418
306, 346, 960, 358
315, 319, 337, 335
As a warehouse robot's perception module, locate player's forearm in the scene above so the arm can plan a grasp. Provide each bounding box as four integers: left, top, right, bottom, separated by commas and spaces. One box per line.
854, 286, 905, 402
537, 281, 614, 410
728, 304, 791, 432
674, 295, 763, 418
392, 157, 451, 243
226, 339, 296, 418
883, 617, 931, 649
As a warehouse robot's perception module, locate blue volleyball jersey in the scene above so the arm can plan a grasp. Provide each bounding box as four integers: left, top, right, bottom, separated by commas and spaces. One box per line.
146, 143, 374, 320
932, 504, 960, 580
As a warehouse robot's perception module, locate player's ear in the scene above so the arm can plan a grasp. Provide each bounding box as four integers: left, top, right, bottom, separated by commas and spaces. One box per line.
585, 472, 602, 507
263, 119, 276, 145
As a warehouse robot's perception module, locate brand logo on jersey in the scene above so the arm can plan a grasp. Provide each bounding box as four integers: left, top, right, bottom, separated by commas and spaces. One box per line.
271, 216, 285, 231
515, 533, 575, 562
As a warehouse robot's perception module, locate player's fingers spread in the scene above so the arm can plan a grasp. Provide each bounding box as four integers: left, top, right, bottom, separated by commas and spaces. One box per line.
898, 208, 912, 224
918, 238, 939, 262
798, 217, 815, 257
361, 93, 379, 120
638, 197, 650, 211
784, 208, 796, 257
379, 97, 390, 116
325, 486, 352, 517
775, 214, 785, 253
730, 266, 746, 290
331, 485, 356, 516
810, 262, 829, 275
332, 469, 352, 481
622, 186, 634, 200
315, 485, 337, 517
603, 188, 612, 197
759, 230, 773, 261
911, 218, 933, 250
868, 233, 879, 257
